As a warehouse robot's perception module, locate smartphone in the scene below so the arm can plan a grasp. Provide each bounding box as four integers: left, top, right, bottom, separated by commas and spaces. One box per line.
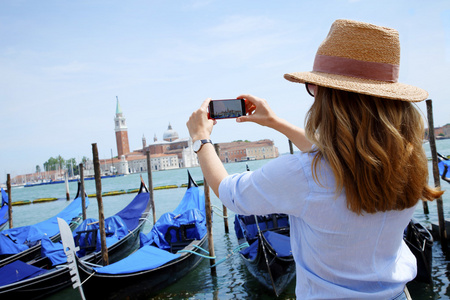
208, 99, 246, 119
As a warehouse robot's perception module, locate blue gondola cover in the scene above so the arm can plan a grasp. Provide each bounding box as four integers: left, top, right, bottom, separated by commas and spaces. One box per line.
41, 236, 67, 266
92, 184, 206, 275
42, 215, 130, 265
116, 192, 149, 230
1, 188, 7, 207
0, 197, 88, 256
0, 260, 48, 286
0, 188, 9, 229
94, 244, 180, 275
42, 190, 149, 266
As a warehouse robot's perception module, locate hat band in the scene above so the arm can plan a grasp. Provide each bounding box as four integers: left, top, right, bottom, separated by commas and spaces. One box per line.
313, 54, 399, 82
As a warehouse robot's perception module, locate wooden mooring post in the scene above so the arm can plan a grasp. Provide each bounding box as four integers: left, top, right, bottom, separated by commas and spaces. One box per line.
289, 139, 294, 155
146, 150, 156, 225
79, 163, 87, 220
7, 174, 12, 229
204, 177, 216, 275
426, 99, 448, 250
65, 170, 70, 201
92, 143, 109, 266
214, 144, 229, 233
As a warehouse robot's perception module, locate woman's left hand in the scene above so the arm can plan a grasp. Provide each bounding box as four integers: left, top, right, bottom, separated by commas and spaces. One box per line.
187, 98, 216, 141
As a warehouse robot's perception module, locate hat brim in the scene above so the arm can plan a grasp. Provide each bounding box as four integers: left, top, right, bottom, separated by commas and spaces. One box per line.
284, 71, 428, 102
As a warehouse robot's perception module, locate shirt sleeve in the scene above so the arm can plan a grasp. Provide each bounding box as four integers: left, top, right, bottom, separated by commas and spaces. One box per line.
218, 154, 310, 217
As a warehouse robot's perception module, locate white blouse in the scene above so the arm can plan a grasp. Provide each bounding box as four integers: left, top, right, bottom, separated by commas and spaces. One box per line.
219, 151, 416, 299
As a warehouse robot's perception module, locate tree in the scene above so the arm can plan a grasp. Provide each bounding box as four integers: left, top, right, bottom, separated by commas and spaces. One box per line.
43, 156, 82, 176
44, 156, 66, 172
56, 155, 65, 171
44, 157, 58, 171
66, 158, 78, 176
36, 165, 41, 173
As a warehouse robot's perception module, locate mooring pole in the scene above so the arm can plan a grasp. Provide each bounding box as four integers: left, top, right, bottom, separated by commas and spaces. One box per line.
92, 143, 109, 265
7, 174, 12, 229
426, 99, 447, 250
65, 170, 70, 201
146, 150, 156, 225
79, 163, 87, 221
204, 178, 216, 275
288, 139, 294, 155
214, 144, 229, 233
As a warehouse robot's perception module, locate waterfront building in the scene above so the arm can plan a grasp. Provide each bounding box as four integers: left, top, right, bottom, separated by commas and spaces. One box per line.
424, 124, 450, 140
217, 139, 279, 163
84, 122, 197, 176
84, 101, 200, 176
11, 169, 67, 186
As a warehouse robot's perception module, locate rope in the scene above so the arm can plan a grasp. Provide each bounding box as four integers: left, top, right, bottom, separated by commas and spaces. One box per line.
81, 270, 97, 286
139, 217, 152, 224
212, 209, 229, 219
177, 249, 216, 259
212, 205, 223, 212
211, 205, 229, 219
192, 244, 210, 254
210, 242, 250, 268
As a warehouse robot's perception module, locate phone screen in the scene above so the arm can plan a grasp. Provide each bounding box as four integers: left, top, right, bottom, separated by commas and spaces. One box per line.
209, 99, 246, 119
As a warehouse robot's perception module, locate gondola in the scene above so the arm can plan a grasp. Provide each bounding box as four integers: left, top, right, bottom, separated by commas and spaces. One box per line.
0, 178, 151, 299
0, 182, 88, 268
0, 188, 8, 231
235, 214, 434, 295
404, 219, 434, 284
234, 164, 295, 297
63, 171, 208, 300
234, 213, 295, 297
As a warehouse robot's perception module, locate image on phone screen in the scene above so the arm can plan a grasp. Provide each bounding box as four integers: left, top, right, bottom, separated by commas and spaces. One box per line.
209, 99, 246, 119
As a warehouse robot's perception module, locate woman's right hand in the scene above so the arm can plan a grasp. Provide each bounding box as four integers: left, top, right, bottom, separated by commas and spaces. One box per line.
237, 94, 313, 152
236, 94, 280, 129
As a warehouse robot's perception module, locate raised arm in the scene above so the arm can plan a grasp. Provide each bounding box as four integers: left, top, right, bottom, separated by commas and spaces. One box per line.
236, 94, 313, 152
186, 98, 228, 197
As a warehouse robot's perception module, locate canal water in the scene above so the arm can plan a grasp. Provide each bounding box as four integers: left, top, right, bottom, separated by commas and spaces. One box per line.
5, 139, 450, 299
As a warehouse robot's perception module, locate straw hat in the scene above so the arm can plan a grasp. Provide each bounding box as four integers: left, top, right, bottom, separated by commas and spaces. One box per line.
284, 19, 428, 102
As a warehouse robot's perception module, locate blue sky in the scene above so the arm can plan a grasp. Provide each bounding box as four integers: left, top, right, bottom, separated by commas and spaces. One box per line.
1, 0, 449, 183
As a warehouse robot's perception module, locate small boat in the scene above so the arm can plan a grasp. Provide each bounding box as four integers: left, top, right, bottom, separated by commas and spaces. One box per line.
65, 171, 208, 299
154, 184, 178, 190
0, 182, 88, 268
102, 189, 126, 197
404, 219, 434, 284
0, 178, 151, 299
32, 197, 58, 204
234, 213, 295, 297
11, 200, 31, 206
0, 189, 8, 231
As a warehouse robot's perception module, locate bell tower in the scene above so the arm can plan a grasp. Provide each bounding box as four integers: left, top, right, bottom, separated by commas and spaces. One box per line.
142, 134, 147, 149
114, 96, 130, 157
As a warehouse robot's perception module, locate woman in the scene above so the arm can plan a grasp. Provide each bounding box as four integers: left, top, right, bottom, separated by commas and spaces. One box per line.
187, 19, 443, 299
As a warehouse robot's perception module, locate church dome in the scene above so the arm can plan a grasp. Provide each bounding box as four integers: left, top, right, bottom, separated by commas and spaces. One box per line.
163, 123, 179, 142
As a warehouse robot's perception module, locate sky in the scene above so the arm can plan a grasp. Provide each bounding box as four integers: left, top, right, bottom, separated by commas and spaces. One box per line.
1, 0, 449, 184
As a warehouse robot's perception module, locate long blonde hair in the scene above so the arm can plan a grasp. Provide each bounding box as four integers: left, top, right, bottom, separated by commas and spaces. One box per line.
305, 86, 443, 214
